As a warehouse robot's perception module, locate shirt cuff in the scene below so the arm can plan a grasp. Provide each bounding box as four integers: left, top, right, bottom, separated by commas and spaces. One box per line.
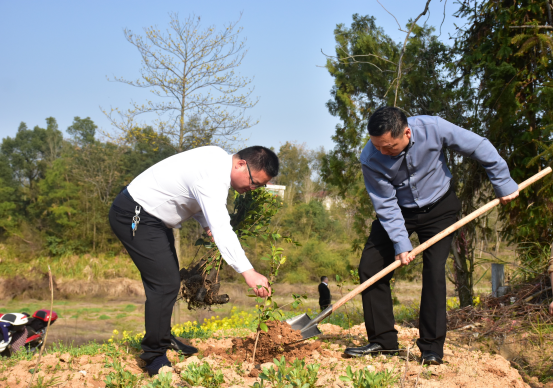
493, 179, 519, 198
393, 239, 414, 256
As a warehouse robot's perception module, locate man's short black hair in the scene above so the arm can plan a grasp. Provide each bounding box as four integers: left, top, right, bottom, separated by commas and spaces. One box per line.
367, 106, 408, 138
321, 276, 328, 282
236, 146, 279, 178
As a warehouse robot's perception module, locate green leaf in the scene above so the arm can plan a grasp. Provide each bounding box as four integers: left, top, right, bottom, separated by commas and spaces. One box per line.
194, 238, 205, 246
260, 322, 269, 332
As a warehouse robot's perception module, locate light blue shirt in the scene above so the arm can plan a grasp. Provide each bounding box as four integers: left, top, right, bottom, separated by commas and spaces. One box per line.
360, 115, 518, 255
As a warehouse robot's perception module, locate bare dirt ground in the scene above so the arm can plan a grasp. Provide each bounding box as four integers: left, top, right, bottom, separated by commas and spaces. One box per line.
0, 322, 531, 388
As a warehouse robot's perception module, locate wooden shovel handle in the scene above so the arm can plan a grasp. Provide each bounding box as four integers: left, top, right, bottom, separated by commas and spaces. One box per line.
332, 167, 552, 311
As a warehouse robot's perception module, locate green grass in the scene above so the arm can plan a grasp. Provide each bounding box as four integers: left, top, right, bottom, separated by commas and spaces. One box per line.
394, 303, 420, 324
0, 253, 140, 281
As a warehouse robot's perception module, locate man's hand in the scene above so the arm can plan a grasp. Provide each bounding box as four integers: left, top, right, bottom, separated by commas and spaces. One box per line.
395, 251, 415, 266
241, 269, 271, 297
550, 300, 553, 316
499, 190, 519, 205
203, 226, 214, 242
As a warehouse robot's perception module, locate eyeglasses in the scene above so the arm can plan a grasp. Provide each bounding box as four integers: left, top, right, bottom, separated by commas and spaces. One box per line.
246, 162, 266, 188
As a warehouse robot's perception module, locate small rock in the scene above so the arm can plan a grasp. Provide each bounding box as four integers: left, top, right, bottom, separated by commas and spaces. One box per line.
59, 353, 71, 362
78, 370, 87, 376
158, 366, 173, 375
259, 362, 275, 370
173, 362, 186, 373
366, 365, 375, 371
175, 355, 201, 371
186, 355, 201, 365
240, 362, 254, 377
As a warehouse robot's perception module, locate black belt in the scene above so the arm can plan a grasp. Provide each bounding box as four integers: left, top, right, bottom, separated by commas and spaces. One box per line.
400, 185, 453, 214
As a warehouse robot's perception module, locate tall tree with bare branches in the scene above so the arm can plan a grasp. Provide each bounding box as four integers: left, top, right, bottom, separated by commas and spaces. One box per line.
103, 13, 258, 153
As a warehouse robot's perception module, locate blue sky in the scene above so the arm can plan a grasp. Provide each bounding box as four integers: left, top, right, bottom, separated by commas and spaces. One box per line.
0, 0, 464, 152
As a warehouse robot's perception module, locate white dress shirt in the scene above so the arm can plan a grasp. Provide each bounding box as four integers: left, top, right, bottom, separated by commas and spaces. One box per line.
127, 146, 253, 273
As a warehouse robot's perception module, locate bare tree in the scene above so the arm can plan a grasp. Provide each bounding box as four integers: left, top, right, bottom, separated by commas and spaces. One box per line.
103, 12, 258, 153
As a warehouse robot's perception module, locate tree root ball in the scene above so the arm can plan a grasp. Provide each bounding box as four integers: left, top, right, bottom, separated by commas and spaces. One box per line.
179, 260, 229, 310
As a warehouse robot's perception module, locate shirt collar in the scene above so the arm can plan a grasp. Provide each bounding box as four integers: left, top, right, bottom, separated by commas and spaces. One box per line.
396, 127, 415, 157
225, 154, 233, 189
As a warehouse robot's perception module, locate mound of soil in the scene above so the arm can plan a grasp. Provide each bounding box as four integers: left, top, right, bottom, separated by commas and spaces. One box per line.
203, 320, 322, 364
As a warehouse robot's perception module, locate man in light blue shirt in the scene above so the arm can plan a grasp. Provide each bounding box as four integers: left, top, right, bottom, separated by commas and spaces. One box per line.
344, 107, 519, 364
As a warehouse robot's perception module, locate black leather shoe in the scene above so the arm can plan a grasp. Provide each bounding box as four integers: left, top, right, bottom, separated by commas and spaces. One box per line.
344, 342, 398, 357
169, 335, 198, 355
145, 353, 172, 376
421, 350, 443, 365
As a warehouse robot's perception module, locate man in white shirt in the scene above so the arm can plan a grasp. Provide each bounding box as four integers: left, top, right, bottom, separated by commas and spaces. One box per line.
108, 145, 278, 375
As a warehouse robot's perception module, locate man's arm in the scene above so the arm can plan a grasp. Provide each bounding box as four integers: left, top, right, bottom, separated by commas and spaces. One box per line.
362, 164, 415, 265
437, 117, 519, 203
193, 182, 271, 297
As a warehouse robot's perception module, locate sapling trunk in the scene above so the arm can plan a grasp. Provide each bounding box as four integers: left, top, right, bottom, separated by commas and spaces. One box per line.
252, 328, 261, 364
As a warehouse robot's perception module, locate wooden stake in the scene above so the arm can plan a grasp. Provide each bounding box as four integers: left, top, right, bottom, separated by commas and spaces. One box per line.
27, 265, 54, 388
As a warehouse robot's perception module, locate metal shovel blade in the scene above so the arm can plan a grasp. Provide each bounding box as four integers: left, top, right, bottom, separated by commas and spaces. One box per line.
286, 313, 311, 331
285, 313, 322, 340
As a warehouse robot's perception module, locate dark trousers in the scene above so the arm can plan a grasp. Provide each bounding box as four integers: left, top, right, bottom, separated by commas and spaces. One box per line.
359, 189, 460, 358
109, 190, 180, 362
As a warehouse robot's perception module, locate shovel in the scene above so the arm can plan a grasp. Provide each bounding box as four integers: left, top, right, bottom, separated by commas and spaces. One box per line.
286, 167, 552, 340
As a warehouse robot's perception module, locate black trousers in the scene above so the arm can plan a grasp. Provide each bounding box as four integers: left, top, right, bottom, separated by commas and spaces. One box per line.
109, 190, 180, 362
359, 189, 460, 358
